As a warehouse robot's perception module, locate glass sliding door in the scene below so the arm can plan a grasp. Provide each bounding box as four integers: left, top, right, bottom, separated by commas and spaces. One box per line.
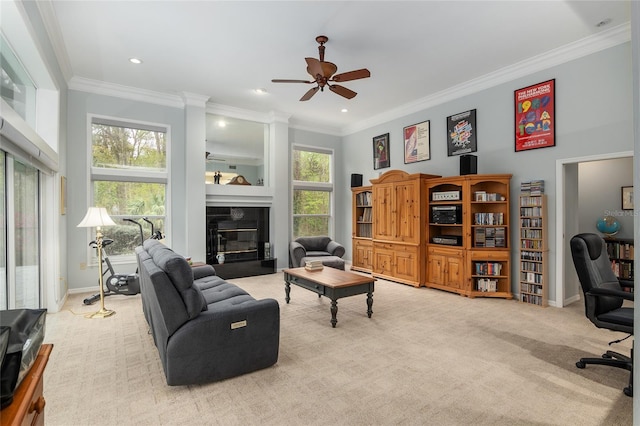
13, 159, 40, 308
0, 151, 5, 309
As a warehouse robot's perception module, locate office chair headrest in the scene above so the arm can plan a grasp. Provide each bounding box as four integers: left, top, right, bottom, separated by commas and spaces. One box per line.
577, 233, 604, 260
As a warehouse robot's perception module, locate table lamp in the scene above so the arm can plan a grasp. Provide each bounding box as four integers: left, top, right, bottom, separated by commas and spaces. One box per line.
77, 207, 117, 318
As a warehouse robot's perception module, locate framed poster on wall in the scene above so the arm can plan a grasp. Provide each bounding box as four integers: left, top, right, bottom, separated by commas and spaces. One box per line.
403, 121, 430, 164
514, 79, 555, 152
447, 109, 477, 156
373, 133, 390, 170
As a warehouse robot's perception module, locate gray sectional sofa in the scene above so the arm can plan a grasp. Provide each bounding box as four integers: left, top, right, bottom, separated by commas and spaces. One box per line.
135, 239, 280, 385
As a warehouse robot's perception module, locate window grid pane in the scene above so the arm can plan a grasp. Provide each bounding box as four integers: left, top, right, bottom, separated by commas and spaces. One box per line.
93, 181, 165, 257
293, 190, 330, 215
92, 123, 167, 171
292, 150, 331, 182
293, 216, 330, 239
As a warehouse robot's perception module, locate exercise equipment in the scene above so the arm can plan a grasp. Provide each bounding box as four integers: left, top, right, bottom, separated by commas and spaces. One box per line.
82, 217, 162, 305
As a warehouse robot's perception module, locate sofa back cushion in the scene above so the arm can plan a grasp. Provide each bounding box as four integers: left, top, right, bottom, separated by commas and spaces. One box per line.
143, 240, 205, 319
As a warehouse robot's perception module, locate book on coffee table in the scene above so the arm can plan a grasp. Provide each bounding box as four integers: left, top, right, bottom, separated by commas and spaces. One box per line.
305, 259, 324, 271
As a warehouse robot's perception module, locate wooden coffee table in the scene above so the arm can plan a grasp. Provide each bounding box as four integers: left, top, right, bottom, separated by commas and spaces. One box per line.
283, 267, 375, 327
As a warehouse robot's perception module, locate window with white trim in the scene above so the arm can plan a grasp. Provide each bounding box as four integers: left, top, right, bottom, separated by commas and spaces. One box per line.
292, 146, 333, 239
90, 117, 168, 258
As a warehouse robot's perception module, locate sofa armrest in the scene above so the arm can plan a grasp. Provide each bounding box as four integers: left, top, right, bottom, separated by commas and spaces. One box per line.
289, 241, 307, 267
165, 298, 280, 385
192, 264, 216, 280
326, 240, 345, 258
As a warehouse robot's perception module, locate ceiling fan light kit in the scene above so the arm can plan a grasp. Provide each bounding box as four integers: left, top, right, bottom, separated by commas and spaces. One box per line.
272, 35, 371, 101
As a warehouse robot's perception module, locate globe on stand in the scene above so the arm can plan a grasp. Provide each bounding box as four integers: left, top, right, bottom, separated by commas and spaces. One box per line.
595, 216, 621, 237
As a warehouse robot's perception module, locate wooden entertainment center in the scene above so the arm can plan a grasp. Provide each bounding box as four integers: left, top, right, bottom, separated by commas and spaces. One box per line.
352, 170, 512, 298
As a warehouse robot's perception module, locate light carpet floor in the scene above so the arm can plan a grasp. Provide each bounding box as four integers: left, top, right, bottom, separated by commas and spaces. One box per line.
43, 271, 632, 425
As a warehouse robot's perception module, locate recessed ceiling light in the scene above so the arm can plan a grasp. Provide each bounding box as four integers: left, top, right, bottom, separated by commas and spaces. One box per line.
129, 57, 143, 64
341, 108, 348, 113
596, 18, 612, 27
217, 120, 226, 128
254, 88, 267, 94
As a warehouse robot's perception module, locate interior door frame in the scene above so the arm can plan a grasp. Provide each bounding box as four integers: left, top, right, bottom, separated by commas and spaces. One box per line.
555, 150, 633, 307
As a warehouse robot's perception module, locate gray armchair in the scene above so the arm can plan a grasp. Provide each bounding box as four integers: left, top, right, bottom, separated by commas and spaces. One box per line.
289, 236, 346, 270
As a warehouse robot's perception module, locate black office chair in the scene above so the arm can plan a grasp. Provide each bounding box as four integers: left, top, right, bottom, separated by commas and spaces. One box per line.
570, 233, 633, 397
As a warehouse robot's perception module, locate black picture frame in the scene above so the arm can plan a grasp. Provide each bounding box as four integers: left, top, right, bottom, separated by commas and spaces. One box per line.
373, 133, 390, 170
622, 186, 634, 210
447, 109, 477, 156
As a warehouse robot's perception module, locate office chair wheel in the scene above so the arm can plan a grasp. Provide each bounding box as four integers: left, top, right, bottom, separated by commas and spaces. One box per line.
624, 386, 633, 397
576, 361, 586, 369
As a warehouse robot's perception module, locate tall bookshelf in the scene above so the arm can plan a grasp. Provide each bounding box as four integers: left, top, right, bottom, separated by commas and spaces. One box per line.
351, 186, 374, 273
519, 180, 547, 306
605, 237, 634, 284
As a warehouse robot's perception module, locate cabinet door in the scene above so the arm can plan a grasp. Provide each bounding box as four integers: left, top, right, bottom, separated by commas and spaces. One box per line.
353, 240, 373, 271
373, 245, 394, 275
394, 246, 419, 283
373, 184, 394, 240
427, 247, 465, 290
395, 180, 419, 244
363, 244, 374, 271
427, 252, 446, 286
444, 254, 464, 290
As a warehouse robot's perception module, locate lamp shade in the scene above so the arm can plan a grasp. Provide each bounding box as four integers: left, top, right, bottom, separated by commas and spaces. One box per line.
77, 207, 117, 228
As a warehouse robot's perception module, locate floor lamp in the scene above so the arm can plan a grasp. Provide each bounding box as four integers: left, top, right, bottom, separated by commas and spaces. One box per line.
77, 207, 117, 318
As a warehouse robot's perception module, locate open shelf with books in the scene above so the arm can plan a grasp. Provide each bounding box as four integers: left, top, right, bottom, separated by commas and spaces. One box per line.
519, 181, 547, 306
471, 258, 509, 293
351, 186, 374, 273
605, 237, 634, 284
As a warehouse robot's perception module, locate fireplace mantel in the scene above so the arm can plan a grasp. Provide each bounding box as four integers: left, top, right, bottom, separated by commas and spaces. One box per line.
206, 184, 274, 206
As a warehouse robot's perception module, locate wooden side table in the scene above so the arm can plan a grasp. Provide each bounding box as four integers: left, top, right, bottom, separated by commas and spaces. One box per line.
1, 343, 53, 426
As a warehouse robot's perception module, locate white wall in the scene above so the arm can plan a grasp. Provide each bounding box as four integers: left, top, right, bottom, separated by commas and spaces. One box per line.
340, 42, 634, 305
579, 158, 634, 239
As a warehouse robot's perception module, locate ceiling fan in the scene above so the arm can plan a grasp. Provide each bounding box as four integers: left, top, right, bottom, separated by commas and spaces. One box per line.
272, 35, 371, 101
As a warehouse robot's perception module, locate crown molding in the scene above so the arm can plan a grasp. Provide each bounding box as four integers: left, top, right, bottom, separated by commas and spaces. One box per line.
35, 0, 73, 83
68, 76, 185, 108
206, 103, 272, 123
181, 92, 210, 107
342, 22, 631, 136
288, 119, 342, 137
62, 20, 629, 137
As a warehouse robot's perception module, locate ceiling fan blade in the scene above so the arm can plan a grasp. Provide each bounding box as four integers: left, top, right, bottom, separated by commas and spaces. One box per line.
332, 68, 371, 82
271, 79, 313, 84
300, 86, 320, 101
305, 57, 323, 78
329, 84, 357, 99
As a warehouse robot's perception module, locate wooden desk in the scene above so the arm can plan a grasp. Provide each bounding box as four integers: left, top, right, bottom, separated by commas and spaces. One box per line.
1, 344, 53, 426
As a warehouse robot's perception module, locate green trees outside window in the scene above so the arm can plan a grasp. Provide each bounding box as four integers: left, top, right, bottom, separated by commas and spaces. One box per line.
292, 148, 333, 239
91, 120, 167, 256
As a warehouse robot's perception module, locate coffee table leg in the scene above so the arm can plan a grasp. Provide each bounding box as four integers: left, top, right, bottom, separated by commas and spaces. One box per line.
367, 292, 373, 318
285, 281, 291, 304
330, 299, 338, 328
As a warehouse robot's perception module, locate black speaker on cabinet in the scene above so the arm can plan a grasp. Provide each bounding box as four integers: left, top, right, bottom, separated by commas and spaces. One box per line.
350, 173, 363, 187
460, 155, 477, 175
